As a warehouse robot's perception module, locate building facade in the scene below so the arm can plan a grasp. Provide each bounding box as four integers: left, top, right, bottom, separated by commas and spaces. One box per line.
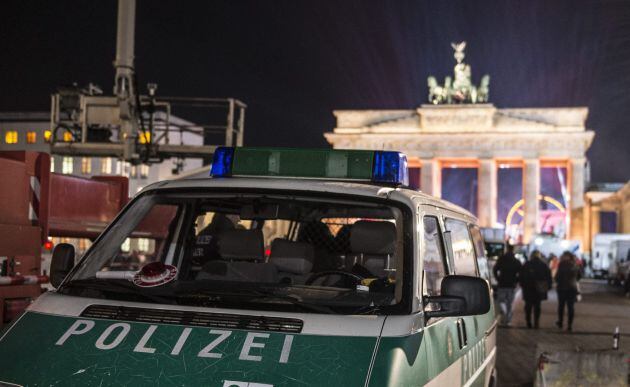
325, 104, 594, 244
577, 182, 630, 252
0, 112, 203, 195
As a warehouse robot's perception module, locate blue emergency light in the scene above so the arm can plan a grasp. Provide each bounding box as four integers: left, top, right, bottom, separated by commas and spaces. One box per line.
210, 147, 409, 186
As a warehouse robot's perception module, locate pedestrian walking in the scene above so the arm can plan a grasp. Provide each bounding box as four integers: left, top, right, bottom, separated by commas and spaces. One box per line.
548, 253, 559, 278
555, 251, 581, 332
493, 244, 522, 326
519, 250, 552, 329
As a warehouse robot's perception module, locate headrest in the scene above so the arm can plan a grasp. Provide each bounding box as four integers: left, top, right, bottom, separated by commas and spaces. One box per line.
350, 221, 396, 255
199, 213, 235, 235
217, 229, 264, 261
270, 239, 314, 274
297, 221, 334, 248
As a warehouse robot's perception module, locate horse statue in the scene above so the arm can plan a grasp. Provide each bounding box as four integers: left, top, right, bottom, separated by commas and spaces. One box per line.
477, 74, 490, 103
425, 42, 490, 104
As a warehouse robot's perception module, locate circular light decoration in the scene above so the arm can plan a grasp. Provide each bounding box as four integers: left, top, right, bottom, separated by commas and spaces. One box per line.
133, 261, 177, 287
505, 195, 566, 240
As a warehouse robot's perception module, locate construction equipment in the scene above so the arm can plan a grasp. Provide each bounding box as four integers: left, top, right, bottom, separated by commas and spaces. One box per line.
0, 151, 129, 324
49, 0, 245, 166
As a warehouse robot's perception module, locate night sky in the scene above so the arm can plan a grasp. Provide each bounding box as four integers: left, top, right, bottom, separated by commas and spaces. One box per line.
2, 0, 629, 183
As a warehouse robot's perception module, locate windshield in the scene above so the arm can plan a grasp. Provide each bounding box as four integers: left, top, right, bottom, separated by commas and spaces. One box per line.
62, 191, 410, 315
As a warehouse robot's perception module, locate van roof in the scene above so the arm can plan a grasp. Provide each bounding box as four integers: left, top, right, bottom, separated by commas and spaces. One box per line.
141, 177, 477, 221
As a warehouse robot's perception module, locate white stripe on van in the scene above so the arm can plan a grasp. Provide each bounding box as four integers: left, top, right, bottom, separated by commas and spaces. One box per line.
463, 346, 496, 387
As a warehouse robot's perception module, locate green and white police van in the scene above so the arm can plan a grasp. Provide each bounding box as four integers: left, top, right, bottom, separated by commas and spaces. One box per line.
0, 147, 497, 387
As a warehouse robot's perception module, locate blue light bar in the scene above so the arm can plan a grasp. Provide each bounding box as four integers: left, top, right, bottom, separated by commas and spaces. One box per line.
210, 147, 235, 177
210, 147, 409, 186
372, 151, 409, 185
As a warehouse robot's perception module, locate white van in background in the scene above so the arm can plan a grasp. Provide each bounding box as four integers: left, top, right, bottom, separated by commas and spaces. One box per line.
591, 233, 630, 278
607, 239, 630, 285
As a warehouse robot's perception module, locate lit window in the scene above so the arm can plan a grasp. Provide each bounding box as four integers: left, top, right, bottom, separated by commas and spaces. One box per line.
81, 158, 91, 174
44, 130, 52, 142
101, 158, 112, 174
121, 238, 131, 253
50, 157, 55, 172
5, 131, 18, 144
140, 164, 149, 179
115, 160, 122, 175
138, 238, 150, 252
62, 157, 73, 174
26, 132, 37, 144
77, 239, 91, 252
130, 165, 137, 178
138, 131, 151, 144
63, 131, 73, 142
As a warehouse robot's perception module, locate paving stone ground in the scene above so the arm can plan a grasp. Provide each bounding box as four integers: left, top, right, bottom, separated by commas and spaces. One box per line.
496, 279, 630, 386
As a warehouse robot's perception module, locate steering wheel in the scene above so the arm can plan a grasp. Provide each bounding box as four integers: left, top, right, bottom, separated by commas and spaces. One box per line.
305, 270, 364, 288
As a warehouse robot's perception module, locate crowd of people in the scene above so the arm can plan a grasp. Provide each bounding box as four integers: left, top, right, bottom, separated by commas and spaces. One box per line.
493, 246, 582, 331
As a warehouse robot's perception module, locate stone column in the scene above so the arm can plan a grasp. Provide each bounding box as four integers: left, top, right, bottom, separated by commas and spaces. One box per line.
583, 196, 592, 253
477, 159, 497, 228
570, 158, 586, 210
590, 205, 601, 238
523, 159, 540, 244
420, 159, 441, 198
569, 158, 586, 242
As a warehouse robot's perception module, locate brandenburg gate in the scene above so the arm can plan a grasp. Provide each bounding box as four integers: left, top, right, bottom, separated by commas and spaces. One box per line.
324, 43, 594, 243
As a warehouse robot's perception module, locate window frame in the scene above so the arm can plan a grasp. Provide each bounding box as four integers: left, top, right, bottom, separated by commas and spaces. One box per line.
26, 131, 37, 144
63, 188, 416, 316
443, 216, 480, 278
4, 130, 18, 144
81, 157, 91, 174
420, 214, 449, 302
468, 224, 489, 281
61, 157, 74, 174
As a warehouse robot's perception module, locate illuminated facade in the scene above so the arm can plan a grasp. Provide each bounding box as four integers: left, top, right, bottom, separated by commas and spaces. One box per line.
325, 104, 594, 243
0, 112, 203, 195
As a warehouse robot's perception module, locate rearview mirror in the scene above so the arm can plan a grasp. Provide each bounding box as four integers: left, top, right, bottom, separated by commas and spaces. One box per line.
240, 203, 280, 220
50, 243, 75, 288
424, 275, 491, 320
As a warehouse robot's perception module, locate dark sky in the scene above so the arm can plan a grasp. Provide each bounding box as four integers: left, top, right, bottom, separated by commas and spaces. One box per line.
2, 0, 629, 182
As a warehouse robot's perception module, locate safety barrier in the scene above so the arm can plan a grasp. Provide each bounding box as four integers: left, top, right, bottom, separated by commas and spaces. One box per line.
0, 275, 49, 286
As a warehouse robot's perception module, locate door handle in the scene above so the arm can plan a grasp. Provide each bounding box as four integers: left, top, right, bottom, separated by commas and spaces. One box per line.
456, 318, 467, 349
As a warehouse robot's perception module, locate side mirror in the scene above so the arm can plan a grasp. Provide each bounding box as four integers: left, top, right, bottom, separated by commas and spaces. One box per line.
50, 243, 75, 288
424, 275, 491, 319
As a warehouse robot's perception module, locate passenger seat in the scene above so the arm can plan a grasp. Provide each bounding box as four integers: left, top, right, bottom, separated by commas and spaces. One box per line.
348, 221, 397, 277
269, 239, 315, 285
197, 229, 278, 283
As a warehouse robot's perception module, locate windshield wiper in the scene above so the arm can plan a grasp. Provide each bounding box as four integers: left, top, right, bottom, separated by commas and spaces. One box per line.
352, 303, 385, 315
249, 289, 336, 314
175, 288, 336, 314
61, 279, 174, 304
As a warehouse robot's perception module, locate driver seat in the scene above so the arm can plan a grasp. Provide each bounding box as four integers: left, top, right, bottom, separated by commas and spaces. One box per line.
196, 229, 278, 283
348, 221, 397, 278
269, 239, 315, 285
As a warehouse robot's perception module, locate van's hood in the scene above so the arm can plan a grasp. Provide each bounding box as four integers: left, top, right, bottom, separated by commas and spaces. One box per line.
0, 295, 384, 387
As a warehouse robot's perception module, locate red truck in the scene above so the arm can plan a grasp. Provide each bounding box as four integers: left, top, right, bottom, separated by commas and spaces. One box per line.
0, 151, 128, 324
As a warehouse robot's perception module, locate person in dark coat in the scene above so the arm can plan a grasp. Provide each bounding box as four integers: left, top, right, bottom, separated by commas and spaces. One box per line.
519, 250, 552, 329
555, 251, 581, 332
493, 244, 522, 325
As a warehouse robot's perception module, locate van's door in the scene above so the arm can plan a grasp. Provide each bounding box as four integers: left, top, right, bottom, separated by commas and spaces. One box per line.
366, 208, 456, 386
469, 223, 498, 386
437, 216, 496, 386
420, 213, 467, 386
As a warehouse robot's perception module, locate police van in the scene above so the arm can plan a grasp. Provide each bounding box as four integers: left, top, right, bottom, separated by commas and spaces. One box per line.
0, 147, 497, 387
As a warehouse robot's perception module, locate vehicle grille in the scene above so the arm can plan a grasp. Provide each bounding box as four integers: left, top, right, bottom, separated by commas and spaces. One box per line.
81, 304, 303, 333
